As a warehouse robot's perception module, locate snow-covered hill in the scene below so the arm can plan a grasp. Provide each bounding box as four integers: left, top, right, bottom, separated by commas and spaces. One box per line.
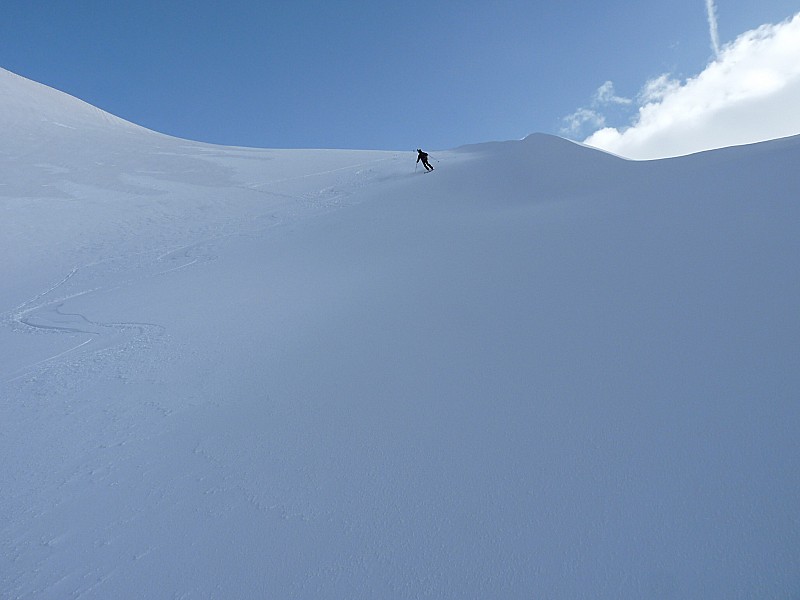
2, 67, 799, 599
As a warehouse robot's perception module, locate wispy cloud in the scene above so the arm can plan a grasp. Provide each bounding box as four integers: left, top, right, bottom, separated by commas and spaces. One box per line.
594, 81, 633, 106
561, 108, 605, 137
560, 81, 630, 137
705, 0, 721, 57
581, 12, 800, 159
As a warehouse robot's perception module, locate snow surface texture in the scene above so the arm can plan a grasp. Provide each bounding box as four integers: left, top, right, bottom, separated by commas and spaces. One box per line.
1, 66, 799, 598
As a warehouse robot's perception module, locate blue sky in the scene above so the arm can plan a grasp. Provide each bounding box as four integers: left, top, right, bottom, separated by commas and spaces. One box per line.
2, 1, 799, 153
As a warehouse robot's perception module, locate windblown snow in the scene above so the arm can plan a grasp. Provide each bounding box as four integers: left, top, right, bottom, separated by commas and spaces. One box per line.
1, 66, 799, 599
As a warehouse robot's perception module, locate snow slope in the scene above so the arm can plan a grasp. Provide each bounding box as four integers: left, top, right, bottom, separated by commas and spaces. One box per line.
2, 67, 799, 599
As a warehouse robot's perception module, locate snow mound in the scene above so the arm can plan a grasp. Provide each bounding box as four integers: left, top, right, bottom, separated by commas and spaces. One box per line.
2, 68, 799, 600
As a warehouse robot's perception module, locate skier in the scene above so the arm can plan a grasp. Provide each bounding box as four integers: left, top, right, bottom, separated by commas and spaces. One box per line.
416, 148, 434, 171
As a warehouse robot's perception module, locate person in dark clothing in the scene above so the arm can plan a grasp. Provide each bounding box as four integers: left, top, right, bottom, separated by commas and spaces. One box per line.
416, 149, 434, 171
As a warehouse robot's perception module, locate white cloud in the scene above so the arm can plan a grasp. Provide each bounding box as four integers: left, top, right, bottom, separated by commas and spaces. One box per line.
637, 74, 681, 104
706, 0, 721, 57
583, 12, 800, 160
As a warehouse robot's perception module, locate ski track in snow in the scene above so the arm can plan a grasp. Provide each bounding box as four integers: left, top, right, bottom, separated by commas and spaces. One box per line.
3, 338, 94, 383
3, 257, 175, 383
0, 147, 425, 598
1, 153, 403, 385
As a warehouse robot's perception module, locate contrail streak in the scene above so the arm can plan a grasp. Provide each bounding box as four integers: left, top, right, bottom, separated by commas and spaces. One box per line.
705, 0, 721, 56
